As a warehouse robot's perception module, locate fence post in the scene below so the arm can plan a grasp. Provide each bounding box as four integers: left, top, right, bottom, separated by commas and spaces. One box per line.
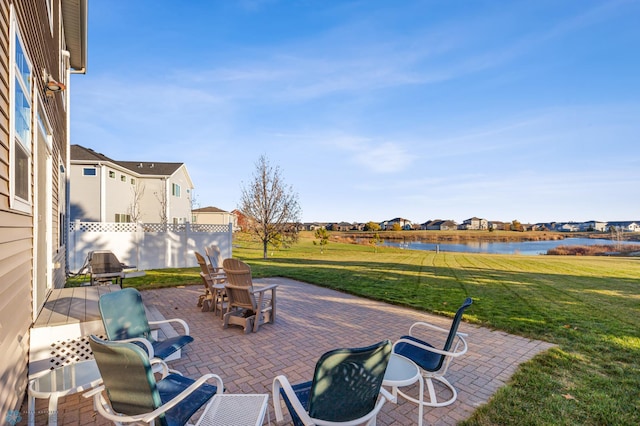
184, 222, 191, 268
227, 222, 233, 258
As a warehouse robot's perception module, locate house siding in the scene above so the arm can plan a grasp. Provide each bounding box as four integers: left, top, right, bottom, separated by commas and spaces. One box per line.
1, 0, 75, 420
0, 2, 33, 419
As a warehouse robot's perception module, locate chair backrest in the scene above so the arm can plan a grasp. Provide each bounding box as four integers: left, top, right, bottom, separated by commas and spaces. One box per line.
222, 258, 253, 287
194, 251, 211, 276
88, 335, 164, 422
442, 297, 473, 353
224, 284, 257, 312
99, 288, 152, 341
89, 250, 123, 274
205, 245, 223, 269
307, 340, 391, 422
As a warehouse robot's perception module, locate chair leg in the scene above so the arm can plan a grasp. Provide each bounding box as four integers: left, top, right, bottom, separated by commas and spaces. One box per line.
397, 375, 458, 408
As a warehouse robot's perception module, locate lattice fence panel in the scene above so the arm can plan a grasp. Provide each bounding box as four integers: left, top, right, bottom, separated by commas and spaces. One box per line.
48, 335, 106, 370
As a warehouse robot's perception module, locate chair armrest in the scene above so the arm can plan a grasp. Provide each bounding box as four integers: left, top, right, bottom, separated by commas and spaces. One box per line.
85, 375, 223, 424
150, 358, 170, 378
83, 384, 105, 399
379, 386, 395, 404
251, 284, 278, 295
148, 318, 190, 335
409, 321, 451, 336
251, 284, 278, 294
113, 337, 155, 359
393, 335, 468, 358
141, 373, 224, 422
272, 375, 315, 425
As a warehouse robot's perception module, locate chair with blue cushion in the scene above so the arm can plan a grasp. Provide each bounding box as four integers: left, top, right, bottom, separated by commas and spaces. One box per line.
392, 297, 473, 407
85, 335, 223, 426
273, 340, 393, 426
99, 287, 194, 362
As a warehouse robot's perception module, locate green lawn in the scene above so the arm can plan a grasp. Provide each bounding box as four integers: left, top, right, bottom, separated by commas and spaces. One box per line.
69, 235, 640, 425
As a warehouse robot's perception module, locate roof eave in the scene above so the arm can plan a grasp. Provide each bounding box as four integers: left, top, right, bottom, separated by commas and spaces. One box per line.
61, 0, 88, 73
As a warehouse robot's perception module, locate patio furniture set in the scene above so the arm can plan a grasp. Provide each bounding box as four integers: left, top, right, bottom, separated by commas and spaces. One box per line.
28, 246, 473, 425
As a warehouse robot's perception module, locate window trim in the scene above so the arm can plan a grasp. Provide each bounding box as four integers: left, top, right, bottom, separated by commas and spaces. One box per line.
9, 8, 33, 214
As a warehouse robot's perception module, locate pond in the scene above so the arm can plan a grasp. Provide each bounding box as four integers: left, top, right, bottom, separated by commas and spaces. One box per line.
382, 237, 635, 255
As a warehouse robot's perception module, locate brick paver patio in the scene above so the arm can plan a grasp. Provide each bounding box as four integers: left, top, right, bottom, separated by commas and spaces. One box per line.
22, 278, 555, 425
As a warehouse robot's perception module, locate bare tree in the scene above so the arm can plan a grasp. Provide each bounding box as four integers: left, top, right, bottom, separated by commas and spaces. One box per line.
239, 155, 302, 259
154, 179, 168, 228
128, 181, 145, 223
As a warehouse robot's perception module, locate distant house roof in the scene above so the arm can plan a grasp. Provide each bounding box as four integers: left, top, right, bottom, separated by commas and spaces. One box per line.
71, 145, 183, 176
193, 206, 229, 213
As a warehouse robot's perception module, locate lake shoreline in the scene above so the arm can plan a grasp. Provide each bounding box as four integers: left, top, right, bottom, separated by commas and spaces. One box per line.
330, 230, 639, 243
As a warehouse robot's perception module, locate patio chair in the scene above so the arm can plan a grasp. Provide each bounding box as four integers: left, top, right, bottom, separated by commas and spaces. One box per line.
222, 257, 253, 287
204, 244, 226, 277
221, 258, 278, 333
99, 287, 194, 362
392, 297, 473, 407
85, 335, 223, 426
195, 251, 226, 310
87, 250, 132, 286
200, 272, 228, 316
273, 340, 393, 426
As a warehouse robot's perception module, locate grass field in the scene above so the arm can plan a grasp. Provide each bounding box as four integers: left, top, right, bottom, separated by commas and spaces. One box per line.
70, 233, 640, 425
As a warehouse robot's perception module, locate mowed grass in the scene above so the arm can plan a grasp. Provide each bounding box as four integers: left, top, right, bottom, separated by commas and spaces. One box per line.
70, 234, 640, 425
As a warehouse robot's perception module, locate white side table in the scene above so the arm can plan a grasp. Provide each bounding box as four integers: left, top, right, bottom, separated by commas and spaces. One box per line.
28, 359, 102, 426
383, 353, 424, 426
196, 394, 270, 426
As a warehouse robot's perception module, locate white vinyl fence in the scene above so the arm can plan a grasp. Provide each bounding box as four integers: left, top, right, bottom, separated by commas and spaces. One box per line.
69, 221, 233, 273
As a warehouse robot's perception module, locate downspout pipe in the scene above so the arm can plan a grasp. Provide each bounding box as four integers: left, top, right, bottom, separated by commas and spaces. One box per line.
61, 50, 72, 276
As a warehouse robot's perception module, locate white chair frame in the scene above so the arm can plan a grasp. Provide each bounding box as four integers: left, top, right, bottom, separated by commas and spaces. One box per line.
392, 321, 468, 407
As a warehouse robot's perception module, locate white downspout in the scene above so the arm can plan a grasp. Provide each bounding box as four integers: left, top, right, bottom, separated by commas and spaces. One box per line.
61, 50, 72, 275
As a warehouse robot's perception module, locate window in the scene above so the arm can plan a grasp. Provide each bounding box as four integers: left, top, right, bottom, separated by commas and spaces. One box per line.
130, 178, 135, 185
115, 213, 131, 223
10, 13, 33, 213
83, 168, 96, 176
172, 183, 181, 197
109, 171, 115, 178
120, 175, 126, 182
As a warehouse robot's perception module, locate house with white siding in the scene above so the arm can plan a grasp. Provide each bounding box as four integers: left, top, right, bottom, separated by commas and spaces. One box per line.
70, 144, 194, 224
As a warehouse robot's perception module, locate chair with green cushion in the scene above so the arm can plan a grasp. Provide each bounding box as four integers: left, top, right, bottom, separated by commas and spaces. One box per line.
99, 287, 193, 361
392, 297, 473, 407
85, 335, 223, 426
273, 340, 393, 426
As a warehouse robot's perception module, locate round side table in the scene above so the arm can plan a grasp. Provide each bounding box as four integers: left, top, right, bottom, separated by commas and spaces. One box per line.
383, 353, 424, 426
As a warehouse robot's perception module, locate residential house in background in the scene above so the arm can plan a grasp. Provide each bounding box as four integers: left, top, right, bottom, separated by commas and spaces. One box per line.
578, 221, 608, 232
192, 206, 237, 229
460, 217, 489, 230
0, 0, 87, 420
382, 217, 413, 230
328, 221, 356, 231
607, 221, 640, 232
70, 144, 194, 224
423, 219, 458, 230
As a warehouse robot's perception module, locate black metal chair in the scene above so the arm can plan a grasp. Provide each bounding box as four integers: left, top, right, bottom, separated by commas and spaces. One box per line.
392, 297, 473, 407
273, 340, 393, 426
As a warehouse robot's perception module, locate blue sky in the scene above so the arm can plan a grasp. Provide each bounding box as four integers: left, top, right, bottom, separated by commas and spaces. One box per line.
71, 0, 640, 224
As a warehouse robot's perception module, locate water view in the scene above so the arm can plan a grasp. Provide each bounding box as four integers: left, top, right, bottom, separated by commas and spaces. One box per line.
382, 237, 635, 255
